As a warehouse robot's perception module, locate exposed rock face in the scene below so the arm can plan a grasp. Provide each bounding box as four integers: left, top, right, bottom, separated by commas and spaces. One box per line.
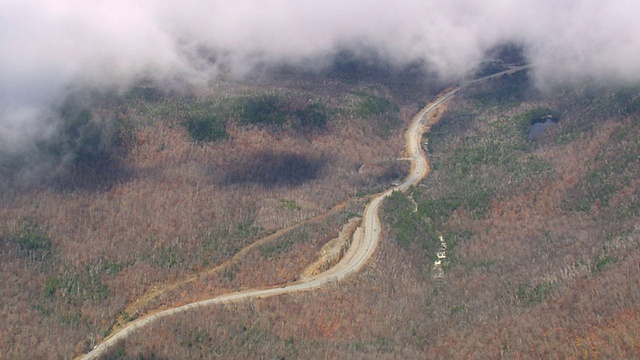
301, 217, 362, 278
432, 235, 447, 279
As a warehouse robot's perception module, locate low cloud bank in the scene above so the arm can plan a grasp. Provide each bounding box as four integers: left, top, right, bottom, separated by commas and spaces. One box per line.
2, 0, 640, 158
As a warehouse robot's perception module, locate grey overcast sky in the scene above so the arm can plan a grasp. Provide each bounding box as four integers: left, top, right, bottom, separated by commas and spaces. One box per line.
2, 0, 640, 150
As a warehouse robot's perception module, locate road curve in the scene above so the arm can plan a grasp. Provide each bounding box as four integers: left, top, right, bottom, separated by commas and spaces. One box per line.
80, 68, 524, 359
79, 91, 449, 359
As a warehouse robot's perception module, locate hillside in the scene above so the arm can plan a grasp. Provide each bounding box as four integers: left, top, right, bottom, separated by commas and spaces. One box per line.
2, 66, 639, 359
0, 66, 436, 358
85, 71, 640, 359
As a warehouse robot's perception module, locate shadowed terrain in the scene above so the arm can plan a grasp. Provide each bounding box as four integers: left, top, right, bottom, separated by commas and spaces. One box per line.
224, 151, 326, 187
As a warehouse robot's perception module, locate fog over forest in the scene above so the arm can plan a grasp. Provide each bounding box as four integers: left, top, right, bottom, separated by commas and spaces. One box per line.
2, 0, 640, 153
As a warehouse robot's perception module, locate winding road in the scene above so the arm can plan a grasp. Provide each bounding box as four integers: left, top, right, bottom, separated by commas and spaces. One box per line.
80, 68, 525, 359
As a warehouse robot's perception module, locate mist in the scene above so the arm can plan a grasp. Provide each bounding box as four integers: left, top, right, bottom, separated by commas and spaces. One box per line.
2, 0, 640, 161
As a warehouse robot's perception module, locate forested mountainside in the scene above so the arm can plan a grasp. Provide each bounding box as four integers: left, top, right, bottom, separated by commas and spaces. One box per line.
117, 71, 639, 359
2, 66, 639, 359
0, 63, 434, 358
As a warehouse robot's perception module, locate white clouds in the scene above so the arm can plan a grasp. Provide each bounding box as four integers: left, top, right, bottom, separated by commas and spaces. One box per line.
2, 0, 640, 133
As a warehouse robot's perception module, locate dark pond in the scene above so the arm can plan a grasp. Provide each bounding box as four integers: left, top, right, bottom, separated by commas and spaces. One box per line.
528, 114, 558, 140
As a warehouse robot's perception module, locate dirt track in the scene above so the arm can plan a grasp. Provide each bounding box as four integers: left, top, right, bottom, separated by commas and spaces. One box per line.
79, 68, 525, 358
